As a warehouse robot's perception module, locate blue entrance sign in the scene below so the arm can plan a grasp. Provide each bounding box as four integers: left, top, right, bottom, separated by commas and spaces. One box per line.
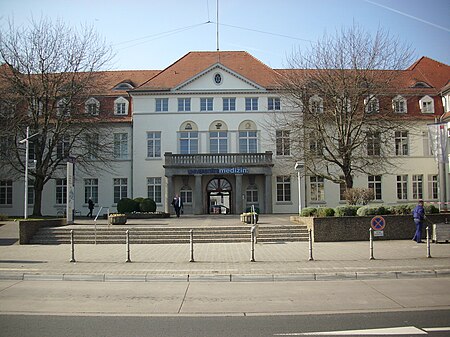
371, 216, 386, 231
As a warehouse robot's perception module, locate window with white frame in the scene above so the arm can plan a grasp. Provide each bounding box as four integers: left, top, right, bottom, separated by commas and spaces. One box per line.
276, 130, 290, 156
0, 180, 12, 205
365, 95, 379, 114
276, 176, 291, 202
180, 185, 192, 204
396, 175, 408, 200
84, 178, 98, 204
147, 177, 162, 203
392, 95, 407, 113
113, 133, 128, 159
368, 175, 382, 200
28, 179, 34, 205
147, 132, 161, 158
395, 131, 409, 156
223, 97, 236, 111
155, 98, 168, 112
178, 98, 191, 112
200, 98, 213, 111
113, 178, 127, 203
85, 97, 100, 115
419, 95, 434, 114
246, 184, 259, 203
56, 135, 70, 159
180, 131, 198, 154
85, 133, 99, 160
412, 174, 423, 200
309, 132, 323, 156
245, 97, 258, 111
209, 131, 228, 153
114, 97, 128, 115
57, 98, 70, 116
309, 95, 323, 113
339, 180, 346, 201
367, 131, 381, 156
428, 175, 438, 200
56, 178, 67, 204
268, 97, 281, 111
310, 176, 325, 202
239, 131, 258, 153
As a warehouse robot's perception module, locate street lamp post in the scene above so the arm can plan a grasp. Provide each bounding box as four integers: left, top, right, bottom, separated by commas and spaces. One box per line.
295, 161, 304, 215
19, 127, 39, 219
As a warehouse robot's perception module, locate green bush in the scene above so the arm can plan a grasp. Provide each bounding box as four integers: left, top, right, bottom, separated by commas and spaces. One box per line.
317, 207, 335, 217
301, 207, 317, 217
334, 205, 360, 217
0, 213, 8, 221
389, 204, 415, 215
424, 204, 440, 214
134, 197, 145, 205
117, 198, 139, 213
140, 198, 156, 212
357, 205, 390, 216
245, 207, 260, 214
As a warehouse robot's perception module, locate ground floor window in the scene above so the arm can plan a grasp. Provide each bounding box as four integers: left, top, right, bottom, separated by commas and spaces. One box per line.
180, 185, 192, 204
0, 180, 12, 205
368, 175, 382, 200
147, 177, 162, 203
27, 179, 35, 205
276, 176, 291, 202
114, 178, 128, 203
428, 175, 438, 200
396, 175, 408, 200
310, 176, 324, 202
56, 178, 67, 204
84, 178, 98, 203
412, 174, 423, 200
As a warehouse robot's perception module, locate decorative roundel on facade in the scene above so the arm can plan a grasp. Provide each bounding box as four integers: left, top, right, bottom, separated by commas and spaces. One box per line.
214, 73, 222, 85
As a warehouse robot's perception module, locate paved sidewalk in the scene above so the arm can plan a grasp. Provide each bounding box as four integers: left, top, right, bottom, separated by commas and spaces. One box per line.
1, 215, 450, 282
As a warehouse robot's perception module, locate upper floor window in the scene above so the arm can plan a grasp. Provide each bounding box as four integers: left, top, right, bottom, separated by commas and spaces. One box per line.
419, 95, 434, 114
0, 180, 12, 205
392, 95, 407, 114
309, 95, 323, 113
147, 132, 161, 158
223, 98, 236, 111
239, 131, 258, 153
364, 95, 379, 114
395, 131, 409, 156
209, 131, 228, 153
113, 82, 134, 91
200, 98, 213, 111
0, 136, 14, 160
178, 98, 191, 112
245, 97, 258, 111
85, 97, 100, 115
268, 97, 281, 111
309, 132, 323, 156
367, 131, 381, 156
57, 98, 71, 116
56, 135, 70, 159
114, 97, 128, 115
156, 98, 168, 112
276, 130, 290, 156
113, 133, 128, 159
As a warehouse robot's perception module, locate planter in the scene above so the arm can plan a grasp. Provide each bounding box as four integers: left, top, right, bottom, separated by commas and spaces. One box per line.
240, 214, 258, 224
108, 214, 127, 225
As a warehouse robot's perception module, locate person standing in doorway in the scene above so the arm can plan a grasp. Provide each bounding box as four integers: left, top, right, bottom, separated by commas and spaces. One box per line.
171, 194, 183, 218
87, 198, 95, 218
412, 200, 425, 243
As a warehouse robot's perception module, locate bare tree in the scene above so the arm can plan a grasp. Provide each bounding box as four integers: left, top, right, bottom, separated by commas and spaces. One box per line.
0, 17, 115, 216
274, 24, 414, 189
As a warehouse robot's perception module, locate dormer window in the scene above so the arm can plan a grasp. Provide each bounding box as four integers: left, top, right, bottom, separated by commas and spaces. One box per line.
364, 95, 379, 114
309, 95, 323, 113
392, 95, 407, 114
85, 97, 100, 115
113, 82, 134, 91
114, 97, 129, 115
419, 95, 434, 114
57, 98, 70, 116
413, 81, 431, 88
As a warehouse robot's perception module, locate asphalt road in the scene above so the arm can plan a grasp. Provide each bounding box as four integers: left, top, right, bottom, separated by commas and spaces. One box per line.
1, 310, 450, 337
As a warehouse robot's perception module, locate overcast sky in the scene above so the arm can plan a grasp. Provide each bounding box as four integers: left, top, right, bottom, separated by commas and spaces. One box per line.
1, 0, 449, 70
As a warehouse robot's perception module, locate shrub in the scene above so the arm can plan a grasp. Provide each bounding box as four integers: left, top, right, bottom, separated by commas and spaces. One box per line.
0, 213, 8, 221
389, 204, 415, 215
301, 207, 317, 217
343, 188, 374, 205
424, 204, 440, 214
317, 207, 335, 217
134, 197, 145, 205
335, 205, 360, 217
117, 198, 139, 213
140, 198, 156, 212
357, 205, 390, 216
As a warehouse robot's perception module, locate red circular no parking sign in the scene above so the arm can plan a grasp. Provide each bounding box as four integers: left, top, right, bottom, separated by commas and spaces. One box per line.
371, 216, 386, 231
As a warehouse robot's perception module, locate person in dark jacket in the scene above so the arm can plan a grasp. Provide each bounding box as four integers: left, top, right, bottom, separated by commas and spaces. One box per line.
171, 194, 183, 218
412, 200, 425, 243
87, 198, 95, 218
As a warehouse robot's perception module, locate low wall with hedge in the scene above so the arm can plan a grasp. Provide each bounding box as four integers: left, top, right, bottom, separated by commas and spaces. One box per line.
292, 214, 450, 242
19, 218, 67, 244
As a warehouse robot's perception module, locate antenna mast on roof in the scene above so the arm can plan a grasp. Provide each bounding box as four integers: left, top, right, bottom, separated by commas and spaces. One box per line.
216, 0, 220, 60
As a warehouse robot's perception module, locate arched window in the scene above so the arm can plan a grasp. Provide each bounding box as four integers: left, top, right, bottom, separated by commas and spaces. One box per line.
179, 121, 199, 154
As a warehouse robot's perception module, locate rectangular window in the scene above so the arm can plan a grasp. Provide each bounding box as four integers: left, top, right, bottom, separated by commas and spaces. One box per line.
85, 133, 99, 160
428, 175, 438, 200
114, 133, 128, 159
367, 131, 381, 156
412, 174, 423, 200
268, 97, 281, 111
339, 180, 346, 201
28, 179, 35, 205
397, 175, 408, 200
393, 99, 406, 113
147, 177, 162, 203
84, 178, 99, 204
223, 98, 236, 111
422, 101, 433, 113
395, 131, 409, 156
181, 188, 193, 204
245, 97, 258, 111
178, 98, 191, 112
309, 133, 322, 156
239, 131, 258, 153
116, 102, 127, 115
56, 178, 67, 204
56, 136, 70, 159
113, 178, 127, 203
147, 132, 161, 158
310, 176, 325, 202
246, 186, 258, 203
368, 175, 382, 200
276, 176, 291, 202
0, 180, 12, 205
155, 98, 168, 112
0, 136, 13, 160
200, 98, 213, 111
87, 103, 99, 115
209, 131, 228, 153
276, 130, 290, 156
180, 132, 198, 154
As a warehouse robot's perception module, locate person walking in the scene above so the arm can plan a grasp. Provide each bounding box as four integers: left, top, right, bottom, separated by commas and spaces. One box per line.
412, 200, 425, 243
87, 198, 95, 218
171, 194, 183, 218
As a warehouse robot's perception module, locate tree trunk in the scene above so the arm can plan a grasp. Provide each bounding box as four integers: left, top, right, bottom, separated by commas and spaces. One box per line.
32, 177, 45, 216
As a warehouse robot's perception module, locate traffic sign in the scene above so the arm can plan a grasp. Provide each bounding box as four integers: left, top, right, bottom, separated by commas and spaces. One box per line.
371, 216, 386, 231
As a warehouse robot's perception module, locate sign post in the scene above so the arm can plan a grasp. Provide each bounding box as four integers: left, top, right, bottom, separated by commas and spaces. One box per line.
66, 156, 76, 224
371, 216, 386, 237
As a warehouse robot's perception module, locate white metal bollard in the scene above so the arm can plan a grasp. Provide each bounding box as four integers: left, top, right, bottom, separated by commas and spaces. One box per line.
190, 229, 195, 262
251, 225, 256, 262
126, 230, 131, 263
70, 229, 76, 263
308, 229, 314, 261
426, 226, 432, 258
369, 228, 375, 260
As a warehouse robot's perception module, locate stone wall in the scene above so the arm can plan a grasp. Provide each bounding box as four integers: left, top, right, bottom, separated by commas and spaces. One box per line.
292, 214, 450, 242
19, 219, 67, 244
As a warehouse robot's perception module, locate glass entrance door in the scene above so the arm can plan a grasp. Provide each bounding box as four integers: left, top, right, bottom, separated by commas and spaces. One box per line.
207, 178, 232, 214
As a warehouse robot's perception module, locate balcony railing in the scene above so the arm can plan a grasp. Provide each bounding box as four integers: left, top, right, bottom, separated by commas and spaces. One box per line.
164, 151, 273, 167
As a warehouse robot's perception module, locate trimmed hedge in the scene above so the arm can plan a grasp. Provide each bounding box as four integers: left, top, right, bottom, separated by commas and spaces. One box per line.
140, 198, 156, 212
117, 197, 157, 213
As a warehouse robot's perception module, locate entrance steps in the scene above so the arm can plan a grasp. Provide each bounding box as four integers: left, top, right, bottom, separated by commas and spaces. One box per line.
30, 225, 309, 244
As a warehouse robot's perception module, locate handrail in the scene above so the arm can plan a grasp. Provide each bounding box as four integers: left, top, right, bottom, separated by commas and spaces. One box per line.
93, 207, 109, 245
